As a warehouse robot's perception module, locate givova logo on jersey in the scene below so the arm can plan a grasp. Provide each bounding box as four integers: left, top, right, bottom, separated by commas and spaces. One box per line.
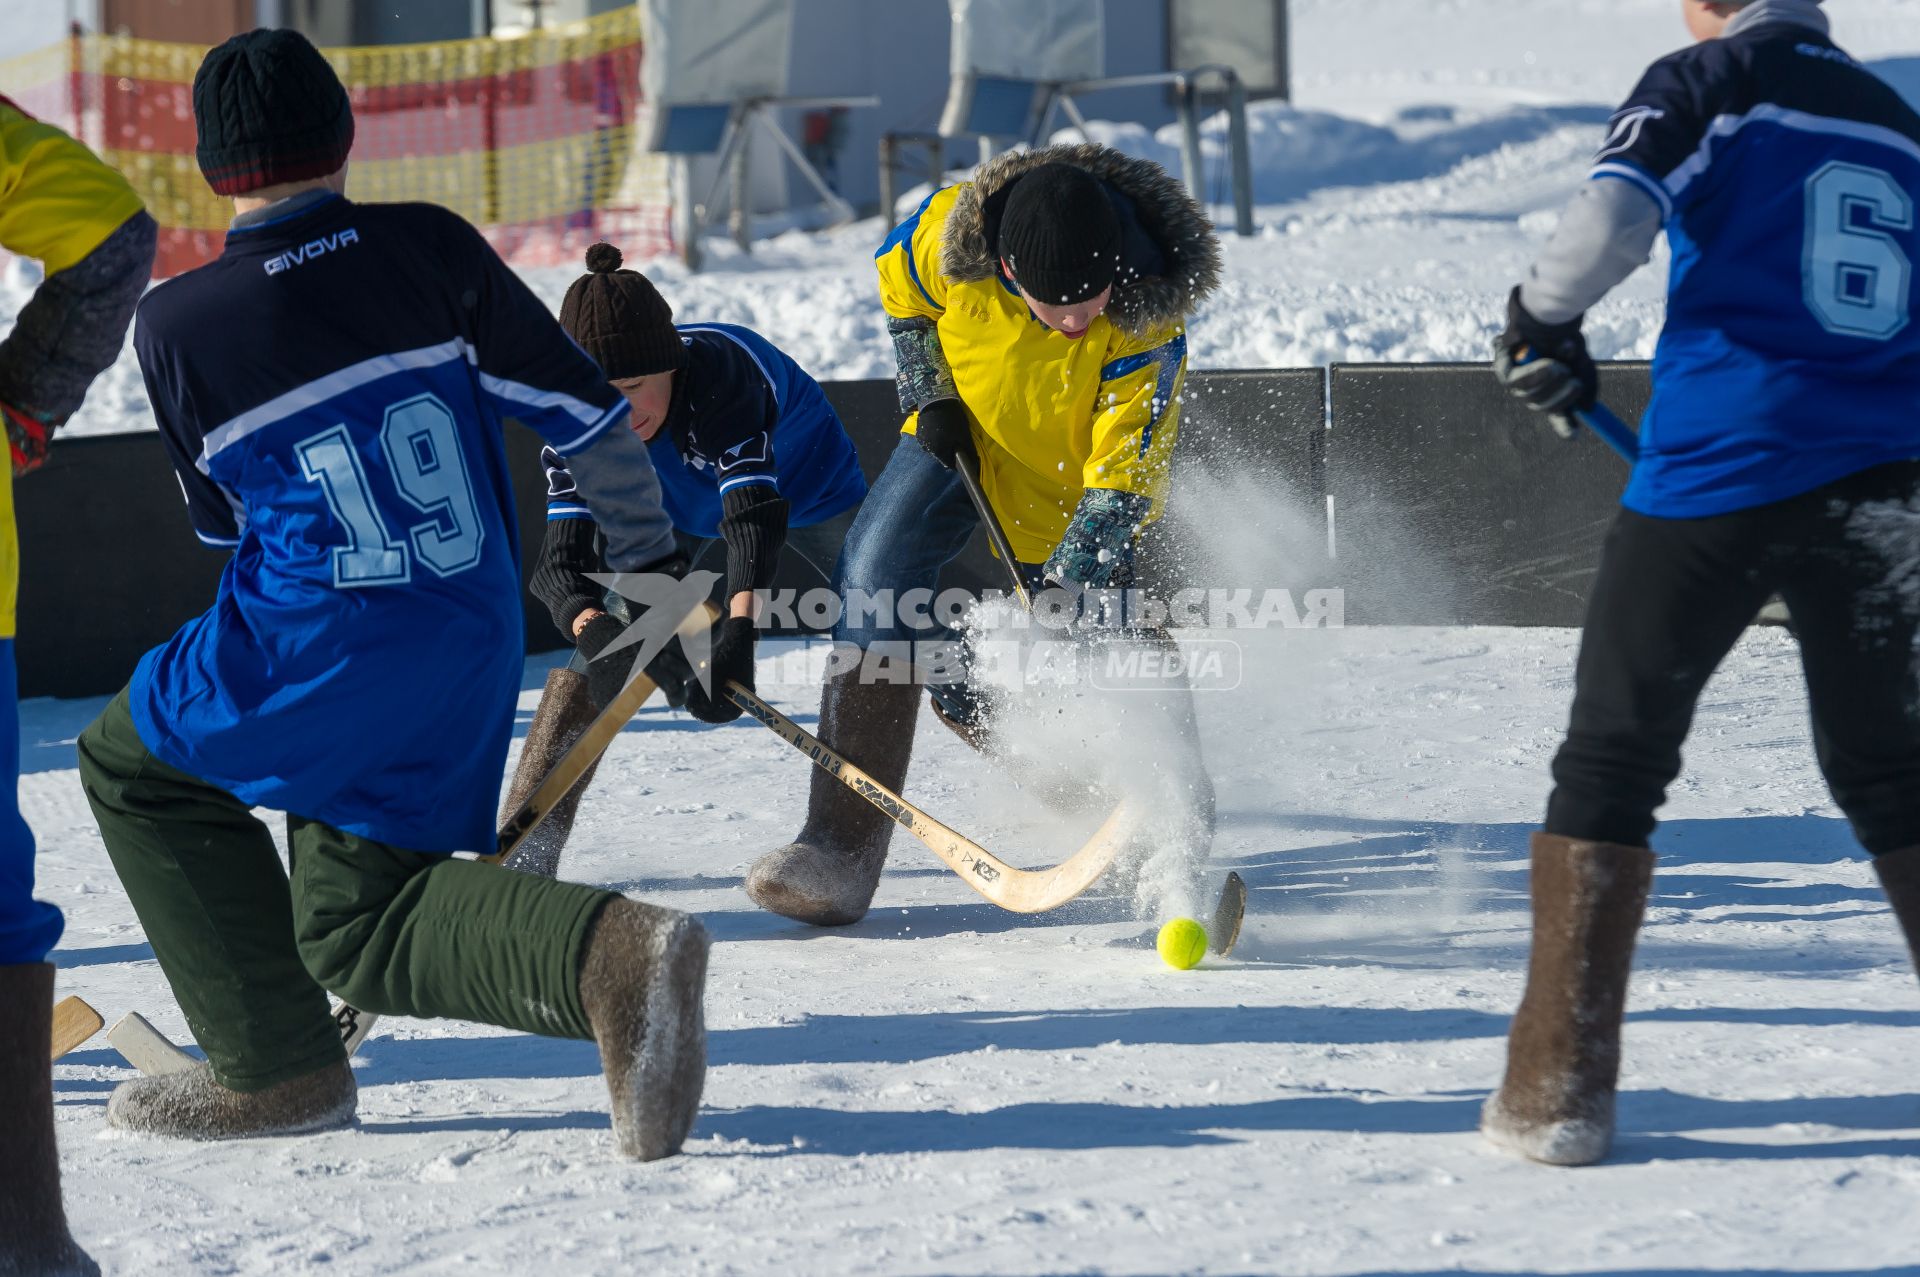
264, 228, 361, 275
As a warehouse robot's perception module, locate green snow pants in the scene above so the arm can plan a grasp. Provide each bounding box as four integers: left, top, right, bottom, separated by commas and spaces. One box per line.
77, 690, 614, 1091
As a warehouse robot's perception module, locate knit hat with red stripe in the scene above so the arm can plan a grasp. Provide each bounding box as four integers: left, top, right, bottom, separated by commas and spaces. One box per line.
193, 30, 354, 197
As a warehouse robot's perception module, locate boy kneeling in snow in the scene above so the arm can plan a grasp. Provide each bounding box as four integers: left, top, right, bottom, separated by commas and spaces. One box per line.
82, 31, 706, 1159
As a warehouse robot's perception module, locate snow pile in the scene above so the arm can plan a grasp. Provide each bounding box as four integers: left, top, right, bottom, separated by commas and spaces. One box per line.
1070, 97, 1611, 209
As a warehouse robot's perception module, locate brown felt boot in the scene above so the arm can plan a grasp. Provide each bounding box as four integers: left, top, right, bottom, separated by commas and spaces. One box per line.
0, 965, 97, 1277
578, 898, 709, 1161
1482, 831, 1654, 1167
744, 672, 920, 926
500, 667, 602, 878
106, 1057, 356, 1141
1872, 845, 1920, 975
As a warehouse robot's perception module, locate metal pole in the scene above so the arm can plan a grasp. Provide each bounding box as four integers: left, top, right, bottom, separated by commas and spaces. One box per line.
729, 110, 753, 254
1276, 0, 1292, 103
760, 112, 857, 227
676, 155, 702, 271
879, 133, 898, 228
1176, 78, 1205, 212
1225, 73, 1254, 237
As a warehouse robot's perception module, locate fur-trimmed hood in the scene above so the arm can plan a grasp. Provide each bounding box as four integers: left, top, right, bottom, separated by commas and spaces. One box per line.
939, 143, 1222, 337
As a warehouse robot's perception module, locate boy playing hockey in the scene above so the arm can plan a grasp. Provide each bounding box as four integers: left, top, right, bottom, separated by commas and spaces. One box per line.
0, 94, 155, 1277
747, 144, 1222, 927
509, 243, 867, 878
1488, 0, 1920, 1165
79, 31, 707, 1160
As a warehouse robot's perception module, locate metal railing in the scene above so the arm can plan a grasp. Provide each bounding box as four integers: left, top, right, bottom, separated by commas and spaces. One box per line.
683, 94, 879, 268
1036, 66, 1255, 238
880, 67, 1256, 238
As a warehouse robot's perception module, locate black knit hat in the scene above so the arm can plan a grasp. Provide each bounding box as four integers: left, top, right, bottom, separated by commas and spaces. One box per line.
997, 162, 1122, 306
193, 30, 354, 196
559, 244, 686, 380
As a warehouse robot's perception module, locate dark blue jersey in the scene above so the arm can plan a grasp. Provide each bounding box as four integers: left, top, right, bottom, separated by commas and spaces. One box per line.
1594, 23, 1920, 515
543, 322, 864, 540
131, 194, 627, 852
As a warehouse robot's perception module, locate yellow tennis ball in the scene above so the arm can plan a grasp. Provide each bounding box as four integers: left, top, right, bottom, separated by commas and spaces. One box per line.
1156, 917, 1208, 970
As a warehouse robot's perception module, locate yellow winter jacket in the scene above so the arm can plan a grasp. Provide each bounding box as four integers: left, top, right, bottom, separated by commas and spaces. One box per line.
876, 144, 1220, 565
0, 99, 147, 638
0, 99, 145, 275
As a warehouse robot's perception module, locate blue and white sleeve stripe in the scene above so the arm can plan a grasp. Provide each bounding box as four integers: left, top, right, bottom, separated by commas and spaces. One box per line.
1589, 161, 1673, 222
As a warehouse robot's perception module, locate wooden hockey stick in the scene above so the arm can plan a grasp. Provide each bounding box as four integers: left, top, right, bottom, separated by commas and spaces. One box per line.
725, 680, 1131, 913
106, 1011, 196, 1075
331, 601, 711, 1055
50, 995, 103, 1061
947, 455, 1238, 927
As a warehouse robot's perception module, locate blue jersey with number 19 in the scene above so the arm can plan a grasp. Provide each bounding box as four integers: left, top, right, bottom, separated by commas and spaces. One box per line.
130, 194, 627, 853
1593, 23, 1920, 516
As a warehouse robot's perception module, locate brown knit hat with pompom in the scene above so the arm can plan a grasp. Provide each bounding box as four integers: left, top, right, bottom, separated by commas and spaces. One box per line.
558, 243, 686, 379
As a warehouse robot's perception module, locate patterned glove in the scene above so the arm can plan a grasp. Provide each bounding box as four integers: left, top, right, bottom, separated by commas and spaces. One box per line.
2, 402, 51, 476
1044, 488, 1151, 594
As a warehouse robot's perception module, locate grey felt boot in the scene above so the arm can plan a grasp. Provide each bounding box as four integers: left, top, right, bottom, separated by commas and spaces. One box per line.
578, 898, 709, 1161
1482, 832, 1654, 1167
0, 965, 97, 1277
106, 1057, 356, 1141
500, 667, 602, 878
1872, 844, 1920, 976
744, 672, 920, 926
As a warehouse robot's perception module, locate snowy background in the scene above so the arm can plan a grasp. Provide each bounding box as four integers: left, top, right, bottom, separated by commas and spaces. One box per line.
10, 1, 1920, 1274
8, 0, 1918, 439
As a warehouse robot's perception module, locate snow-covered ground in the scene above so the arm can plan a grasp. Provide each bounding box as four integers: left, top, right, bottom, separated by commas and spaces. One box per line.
40, 628, 1920, 1275
15, 2, 1920, 1274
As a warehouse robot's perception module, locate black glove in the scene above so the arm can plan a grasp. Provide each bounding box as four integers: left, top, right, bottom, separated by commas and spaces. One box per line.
1492, 286, 1597, 438
682, 615, 757, 724
576, 610, 698, 713
915, 398, 975, 469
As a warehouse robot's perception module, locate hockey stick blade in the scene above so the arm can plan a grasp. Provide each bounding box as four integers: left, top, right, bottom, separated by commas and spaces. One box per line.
50, 995, 104, 1061
725, 680, 1131, 913
1209, 871, 1247, 957
107, 1012, 197, 1075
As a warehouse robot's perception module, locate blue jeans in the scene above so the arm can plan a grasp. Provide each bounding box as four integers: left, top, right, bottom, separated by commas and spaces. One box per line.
833, 434, 1052, 646
831, 436, 1055, 723
0, 640, 60, 963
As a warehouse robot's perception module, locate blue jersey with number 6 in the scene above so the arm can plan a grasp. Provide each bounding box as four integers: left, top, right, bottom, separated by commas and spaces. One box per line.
131, 194, 627, 852
1591, 23, 1920, 516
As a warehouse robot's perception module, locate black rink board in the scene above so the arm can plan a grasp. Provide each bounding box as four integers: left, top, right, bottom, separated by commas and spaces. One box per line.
11, 369, 1332, 698
1326, 361, 1650, 626
1140, 367, 1330, 595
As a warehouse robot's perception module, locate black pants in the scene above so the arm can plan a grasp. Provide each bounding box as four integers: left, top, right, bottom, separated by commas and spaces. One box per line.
1548, 460, 1920, 855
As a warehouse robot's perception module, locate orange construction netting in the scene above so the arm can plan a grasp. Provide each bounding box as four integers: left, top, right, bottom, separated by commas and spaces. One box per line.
0, 9, 673, 278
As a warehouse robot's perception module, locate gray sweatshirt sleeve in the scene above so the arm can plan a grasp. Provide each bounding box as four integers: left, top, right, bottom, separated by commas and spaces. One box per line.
1518, 178, 1665, 325
555, 424, 680, 572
